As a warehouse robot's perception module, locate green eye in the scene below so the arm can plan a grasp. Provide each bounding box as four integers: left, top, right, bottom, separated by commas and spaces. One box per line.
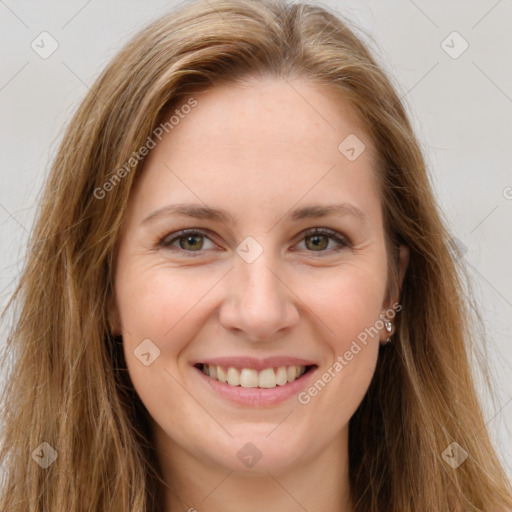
299, 228, 350, 252
177, 233, 204, 251
304, 234, 330, 251
159, 227, 350, 257
161, 230, 215, 253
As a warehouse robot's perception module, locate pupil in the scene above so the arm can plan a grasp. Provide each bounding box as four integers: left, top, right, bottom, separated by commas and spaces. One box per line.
181, 235, 203, 250
308, 235, 327, 250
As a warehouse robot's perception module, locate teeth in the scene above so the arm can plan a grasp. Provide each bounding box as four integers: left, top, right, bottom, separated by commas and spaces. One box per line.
258, 368, 277, 388
240, 368, 258, 388
276, 366, 288, 386
201, 364, 308, 388
217, 366, 227, 383
227, 367, 240, 386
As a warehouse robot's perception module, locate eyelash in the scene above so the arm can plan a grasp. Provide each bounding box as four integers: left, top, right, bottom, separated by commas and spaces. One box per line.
157, 227, 350, 257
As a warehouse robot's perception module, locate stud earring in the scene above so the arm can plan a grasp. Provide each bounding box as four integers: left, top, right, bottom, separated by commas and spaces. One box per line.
384, 320, 393, 344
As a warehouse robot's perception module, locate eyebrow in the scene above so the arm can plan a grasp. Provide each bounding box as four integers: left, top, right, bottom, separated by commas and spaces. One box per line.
141, 202, 367, 226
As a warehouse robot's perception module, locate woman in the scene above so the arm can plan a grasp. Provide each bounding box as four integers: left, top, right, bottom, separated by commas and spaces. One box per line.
1, 0, 511, 510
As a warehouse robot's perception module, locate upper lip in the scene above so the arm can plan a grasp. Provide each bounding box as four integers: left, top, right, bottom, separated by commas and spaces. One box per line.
194, 356, 317, 371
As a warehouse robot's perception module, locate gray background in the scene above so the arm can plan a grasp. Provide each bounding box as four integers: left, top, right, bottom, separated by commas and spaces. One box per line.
1, 0, 511, 479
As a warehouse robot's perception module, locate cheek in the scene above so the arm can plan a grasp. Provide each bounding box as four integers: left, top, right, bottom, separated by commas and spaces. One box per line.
304, 262, 387, 350
292, 263, 385, 416
114, 266, 217, 428
114, 263, 223, 356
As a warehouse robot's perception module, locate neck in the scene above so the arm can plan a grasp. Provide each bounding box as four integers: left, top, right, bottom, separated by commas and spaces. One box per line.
153, 424, 353, 512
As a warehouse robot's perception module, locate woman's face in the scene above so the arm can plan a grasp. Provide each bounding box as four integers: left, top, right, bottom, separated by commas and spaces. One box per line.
111, 77, 407, 475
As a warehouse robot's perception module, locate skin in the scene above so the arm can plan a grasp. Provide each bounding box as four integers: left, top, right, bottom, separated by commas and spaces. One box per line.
110, 76, 409, 512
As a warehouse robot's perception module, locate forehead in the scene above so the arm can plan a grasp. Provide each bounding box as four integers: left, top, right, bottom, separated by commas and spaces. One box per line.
127, 77, 381, 228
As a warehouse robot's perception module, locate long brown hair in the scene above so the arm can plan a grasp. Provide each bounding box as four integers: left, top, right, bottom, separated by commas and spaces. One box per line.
1, 0, 511, 510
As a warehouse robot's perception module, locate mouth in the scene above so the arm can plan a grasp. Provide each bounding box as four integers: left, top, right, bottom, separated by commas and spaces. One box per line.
194, 363, 316, 389
192, 356, 319, 406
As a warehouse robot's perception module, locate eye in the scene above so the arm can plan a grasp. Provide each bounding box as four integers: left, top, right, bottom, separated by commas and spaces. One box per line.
157, 227, 350, 256
160, 229, 216, 254
295, 228, 350, 253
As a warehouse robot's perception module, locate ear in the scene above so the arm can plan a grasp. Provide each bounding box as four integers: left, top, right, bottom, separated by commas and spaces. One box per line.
397, 244, 409, 292
383, 243, 410, 306
107, 293, 122, 337
380, 243, 409, 343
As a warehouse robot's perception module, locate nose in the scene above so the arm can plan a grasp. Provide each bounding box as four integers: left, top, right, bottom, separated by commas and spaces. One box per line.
218, 249, 300, 342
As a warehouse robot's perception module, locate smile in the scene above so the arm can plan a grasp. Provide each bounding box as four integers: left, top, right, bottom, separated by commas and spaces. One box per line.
192, 356, 318, 406
197, 363, 310, 388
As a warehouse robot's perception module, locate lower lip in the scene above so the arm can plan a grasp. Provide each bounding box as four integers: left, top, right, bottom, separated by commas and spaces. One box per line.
194, 366, 318, 407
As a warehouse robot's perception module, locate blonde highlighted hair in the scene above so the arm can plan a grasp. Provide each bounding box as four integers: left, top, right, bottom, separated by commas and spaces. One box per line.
1, 0, 511, 510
